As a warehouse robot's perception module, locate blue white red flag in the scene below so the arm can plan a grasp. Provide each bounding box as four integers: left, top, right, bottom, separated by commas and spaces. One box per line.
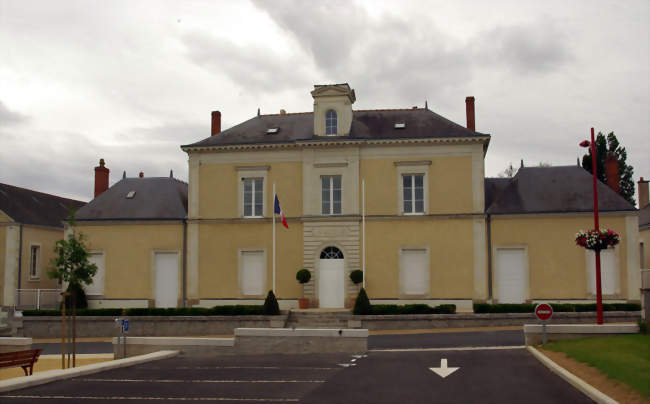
274, 194, 288, 229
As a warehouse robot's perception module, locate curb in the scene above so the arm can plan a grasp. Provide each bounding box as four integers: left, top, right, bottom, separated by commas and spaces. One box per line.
526, 346, 617, 404
0, 350, 179, 393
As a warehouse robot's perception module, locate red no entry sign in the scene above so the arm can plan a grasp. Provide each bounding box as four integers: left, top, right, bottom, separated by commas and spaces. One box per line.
535, 303, 553, 321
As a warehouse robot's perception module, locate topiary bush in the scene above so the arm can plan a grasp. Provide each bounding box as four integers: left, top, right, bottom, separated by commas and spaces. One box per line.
64, 283, 88, 310
349, 270, 363, 285
353, 287, 371, 315
263, 290, 280, 315
296, 269, 312, 284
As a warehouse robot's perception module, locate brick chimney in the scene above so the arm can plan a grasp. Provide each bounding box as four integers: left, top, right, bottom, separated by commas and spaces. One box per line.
605, 153, 620, 194
465, 96, 475, 132
94, 158, 109, 198
211, 110, 221, 136
639, 177, 649, 208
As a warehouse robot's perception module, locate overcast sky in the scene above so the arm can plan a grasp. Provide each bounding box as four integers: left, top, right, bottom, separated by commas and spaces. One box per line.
1, 0, 648, 204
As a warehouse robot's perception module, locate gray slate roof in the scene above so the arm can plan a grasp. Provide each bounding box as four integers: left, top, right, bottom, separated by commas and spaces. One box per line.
640, 204, 650, 228
486, 166, 636, 214
183, 108, 488, 148
0, 183, 86, 228
75, 177, 188, 221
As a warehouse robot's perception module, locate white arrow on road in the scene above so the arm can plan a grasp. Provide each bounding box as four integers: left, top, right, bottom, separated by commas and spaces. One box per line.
429, 359, 459, 378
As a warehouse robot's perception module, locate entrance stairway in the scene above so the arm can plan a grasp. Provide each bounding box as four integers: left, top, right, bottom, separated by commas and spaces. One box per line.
285, 309, 354, 329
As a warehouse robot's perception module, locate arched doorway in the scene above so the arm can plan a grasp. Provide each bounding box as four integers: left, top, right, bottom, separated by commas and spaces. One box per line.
319, 246, 345, 308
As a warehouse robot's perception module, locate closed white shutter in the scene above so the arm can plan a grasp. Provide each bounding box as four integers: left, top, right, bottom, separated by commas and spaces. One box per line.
154, 252, 179, 308
496, 248, 527, 303
86, 252, 105, 296
241, 251, 265, 296
586, 249, 617, 295
400, 249, 428, 295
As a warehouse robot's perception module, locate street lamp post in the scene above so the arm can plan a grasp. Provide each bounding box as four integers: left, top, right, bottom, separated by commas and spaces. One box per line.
579, 127, 604, 325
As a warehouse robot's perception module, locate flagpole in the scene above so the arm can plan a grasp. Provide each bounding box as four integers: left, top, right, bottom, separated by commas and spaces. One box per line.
272, 182, 276, 294
362, 179, 366, 289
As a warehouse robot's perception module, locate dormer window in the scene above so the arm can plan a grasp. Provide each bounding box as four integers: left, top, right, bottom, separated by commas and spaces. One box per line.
325, 110, 337, 135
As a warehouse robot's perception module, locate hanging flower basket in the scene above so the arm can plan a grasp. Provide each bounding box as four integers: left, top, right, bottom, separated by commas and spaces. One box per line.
575, 229, 620, 251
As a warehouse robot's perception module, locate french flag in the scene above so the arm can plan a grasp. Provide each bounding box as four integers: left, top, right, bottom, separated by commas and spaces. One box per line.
274, 194, 288, 229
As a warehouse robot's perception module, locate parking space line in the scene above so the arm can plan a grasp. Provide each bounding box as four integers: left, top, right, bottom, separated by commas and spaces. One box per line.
140, 366, 337, 370
79, 378, 325, 383
370, 345, 526, 352
0, 395, 299, 401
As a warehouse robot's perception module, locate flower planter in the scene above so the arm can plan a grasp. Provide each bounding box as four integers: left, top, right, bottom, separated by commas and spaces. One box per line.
298, 298, 310, 309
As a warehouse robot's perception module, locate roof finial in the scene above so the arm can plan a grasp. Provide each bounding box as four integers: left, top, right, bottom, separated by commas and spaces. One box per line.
170, 170, 173, 178
520, 159, 524, 168
122, 171, 126, 179
257, 107, 260, 117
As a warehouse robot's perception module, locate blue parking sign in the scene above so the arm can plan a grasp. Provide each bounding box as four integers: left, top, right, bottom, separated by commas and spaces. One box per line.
122, 319, 129, 333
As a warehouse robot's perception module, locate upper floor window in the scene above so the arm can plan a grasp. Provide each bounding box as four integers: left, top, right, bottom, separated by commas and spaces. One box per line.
403, 174, 424, 214
322, 175, 341, 215
325, 110, 337, 135
243, 178, 264, 217
29, 245, 40, 279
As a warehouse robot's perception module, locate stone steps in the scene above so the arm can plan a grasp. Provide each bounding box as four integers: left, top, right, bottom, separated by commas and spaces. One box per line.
285, 310, 354, 329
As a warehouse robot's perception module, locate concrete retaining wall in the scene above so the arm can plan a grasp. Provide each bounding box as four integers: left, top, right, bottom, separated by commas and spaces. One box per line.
234, 328, 368, 354
524, 323, 639, 345
112, 337, 234, 358
0, 337, 32, 353
21, 314, 289, 338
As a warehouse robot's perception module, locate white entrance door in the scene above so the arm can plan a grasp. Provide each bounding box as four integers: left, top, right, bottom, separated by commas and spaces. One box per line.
154, 252, 179, 308
319, 259, 344, 308
496, 248, 527, 303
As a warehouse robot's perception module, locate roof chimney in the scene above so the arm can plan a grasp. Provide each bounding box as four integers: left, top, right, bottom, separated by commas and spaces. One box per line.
211, 110, 221, 136
465, 96, 475, 132
94, 158, 109, 198
639, 177, 649, 208
605, 153, 620, 194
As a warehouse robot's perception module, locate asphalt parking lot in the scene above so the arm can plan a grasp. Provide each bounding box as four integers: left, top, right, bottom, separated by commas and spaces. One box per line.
2, 330, 594, 403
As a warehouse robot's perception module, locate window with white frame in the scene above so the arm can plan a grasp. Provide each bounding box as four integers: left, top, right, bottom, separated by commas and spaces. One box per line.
586, 249, 618, 295
325, 110, 337, 135
402, 174, 424, 214
29, 245, 40, 279
240, 250, 265, 296
243, 178, 264, 217
322, 175, 342, 215
86, 252, 105, 296
399, 248, 429, 295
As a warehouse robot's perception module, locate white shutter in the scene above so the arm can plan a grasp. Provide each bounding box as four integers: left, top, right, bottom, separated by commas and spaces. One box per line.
86, 252, 105, 296
496, 248, 527, 303
400, 249, 428, 295
241, 251, 265, 296
586, 249, 618, 295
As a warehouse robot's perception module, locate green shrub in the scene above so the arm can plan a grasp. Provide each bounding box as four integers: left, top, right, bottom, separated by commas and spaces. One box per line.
349, 270, 363, 285
64, 283, 88, 310
472, 302, 641, 314
22, 305, 266, 316
296, 269, 312, 284
367, 303, 456, 315
353, 288, 371, 315
263, 290, 280, 315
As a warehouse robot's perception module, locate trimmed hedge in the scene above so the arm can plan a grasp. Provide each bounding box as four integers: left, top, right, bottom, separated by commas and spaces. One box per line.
22, 305, 266, 317
367, 303, 456, 315
473, 303, 641, 314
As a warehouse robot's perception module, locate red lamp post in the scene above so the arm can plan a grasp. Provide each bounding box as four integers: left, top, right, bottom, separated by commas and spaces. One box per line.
579, 127, 604, 325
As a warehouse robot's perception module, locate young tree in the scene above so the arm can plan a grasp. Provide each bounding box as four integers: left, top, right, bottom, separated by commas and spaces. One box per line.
47, 216, 97, 309
498, 162, 518, 178
581, 131, 635, 206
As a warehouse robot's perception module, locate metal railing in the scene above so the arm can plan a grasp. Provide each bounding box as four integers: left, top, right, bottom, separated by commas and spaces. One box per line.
15, 289, 62, 310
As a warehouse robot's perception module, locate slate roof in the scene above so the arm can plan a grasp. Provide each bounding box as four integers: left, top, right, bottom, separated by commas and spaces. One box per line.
75, 177, 188, 221
182, 108, 489, 149
640, 204, 650, 228
0, 183, 86, 228
485, 166, 636, 214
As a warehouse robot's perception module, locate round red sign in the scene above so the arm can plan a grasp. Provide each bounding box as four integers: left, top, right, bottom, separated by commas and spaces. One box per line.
535, 303, 553, 321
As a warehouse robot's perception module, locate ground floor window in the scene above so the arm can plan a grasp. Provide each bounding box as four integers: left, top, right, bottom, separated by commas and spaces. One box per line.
240, 250, 265, 296
29, 245, 40, 279
399, 248, 429, 295
86, 252, 105, 295
586, 249, 618, 295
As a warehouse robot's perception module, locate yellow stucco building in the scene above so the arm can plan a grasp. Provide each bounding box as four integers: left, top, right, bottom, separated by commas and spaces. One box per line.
69, 83, 641, 309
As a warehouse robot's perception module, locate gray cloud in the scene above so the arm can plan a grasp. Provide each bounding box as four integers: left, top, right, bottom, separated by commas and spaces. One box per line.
0, 101, 28, 127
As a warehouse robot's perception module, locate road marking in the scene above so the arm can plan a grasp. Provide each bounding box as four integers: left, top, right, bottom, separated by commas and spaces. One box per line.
79, 378, 325, 383
370, 345, 526, 353
140, 366, 337, 370
0, 396, 299, 402
429, 358, 460, 378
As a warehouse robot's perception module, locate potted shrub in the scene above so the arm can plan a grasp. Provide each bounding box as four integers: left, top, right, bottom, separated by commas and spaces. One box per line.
349, 269, 363, 289
296, 269, 311, 309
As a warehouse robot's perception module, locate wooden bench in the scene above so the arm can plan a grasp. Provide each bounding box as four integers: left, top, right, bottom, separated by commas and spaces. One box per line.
0, 349, 42, 376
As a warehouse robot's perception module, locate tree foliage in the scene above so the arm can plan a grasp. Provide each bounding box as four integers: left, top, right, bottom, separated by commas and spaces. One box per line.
498, 162, 518, 178
581, 131, 635, 206
47, 216, 97, 308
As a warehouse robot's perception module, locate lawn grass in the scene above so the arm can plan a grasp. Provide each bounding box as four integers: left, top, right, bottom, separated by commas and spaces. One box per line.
544, 334, 650, 398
